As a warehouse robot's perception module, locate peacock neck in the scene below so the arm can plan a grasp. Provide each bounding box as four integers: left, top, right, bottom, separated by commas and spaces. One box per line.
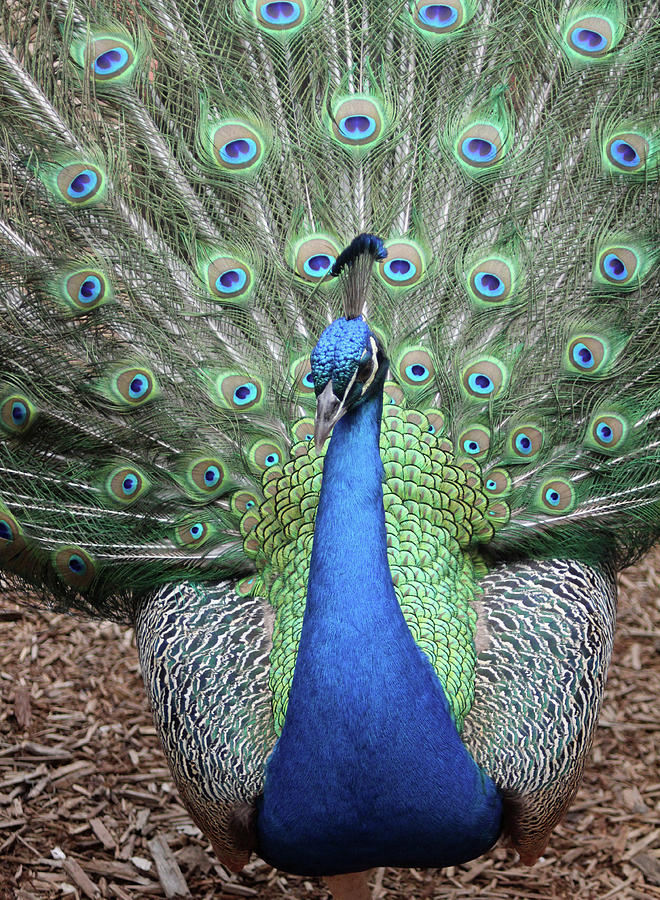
307, 387, 392, 624
257, 385, 502, 875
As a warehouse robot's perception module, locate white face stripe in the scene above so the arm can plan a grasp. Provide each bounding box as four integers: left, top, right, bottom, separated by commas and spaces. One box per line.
360, 336, 380, 396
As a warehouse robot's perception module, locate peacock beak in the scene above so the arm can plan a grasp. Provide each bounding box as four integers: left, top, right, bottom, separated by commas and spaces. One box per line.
314, 381, 344, 451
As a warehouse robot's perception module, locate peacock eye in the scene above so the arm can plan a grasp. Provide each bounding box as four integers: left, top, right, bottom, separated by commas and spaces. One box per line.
256, 0, 305, 29
212, 123, 264, 172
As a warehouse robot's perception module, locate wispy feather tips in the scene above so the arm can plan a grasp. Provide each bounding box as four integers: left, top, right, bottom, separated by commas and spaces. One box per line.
331, 233, 387, 319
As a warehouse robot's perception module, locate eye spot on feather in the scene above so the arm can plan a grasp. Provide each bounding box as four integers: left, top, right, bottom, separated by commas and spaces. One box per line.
107, 466, 149, 505
426, 411, 446, 435
377, 241, 425, 288
90, 39, 134, 79
202, 464, 221, 487
66, 270, 107, 309
485, 500, 510, 524
54, 546, 96, 589
411, 1, 471, 34
461, 359, 506, 400
212, 123, 264, 171
383, 382, 405, 406
458, 426, 490, 460
56, 164, 104, 205
468, 257, 513, 304
112, 367, 159, 406
483, 468, 511, 496
292, 417, 315, 444
234, 383, 258, 406
604, 133, 648, 173
397, 349, 435, 388
0, 510, 21, 547
331, 98, 385, 149
256, 0, 305, 29
598, 248, 638, 284
456, 124, 505, 169
237, 575, 257, 596
1, 394, 36, 435
567, 336, 607, 374
510, 426, 544, 460
567, 17, 613, 56
176, 520, 211, 546
217, 374, 264, 411
587, 413, 627, 452
540, 479, 575, 514
290, 357, 316, 396
249, 439, 285, 473
207, 256, 252, 301
231, 490, 260, 516
293, 236, 339, 282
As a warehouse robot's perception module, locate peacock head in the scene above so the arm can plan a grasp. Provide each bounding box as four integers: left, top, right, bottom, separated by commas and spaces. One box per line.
310, 315, 386, 450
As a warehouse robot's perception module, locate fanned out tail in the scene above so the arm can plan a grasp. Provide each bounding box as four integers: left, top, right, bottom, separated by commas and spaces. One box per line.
0, 0, 658, 622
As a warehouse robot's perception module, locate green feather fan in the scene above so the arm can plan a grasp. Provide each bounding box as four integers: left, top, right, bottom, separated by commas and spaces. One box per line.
0, 0, 659, 885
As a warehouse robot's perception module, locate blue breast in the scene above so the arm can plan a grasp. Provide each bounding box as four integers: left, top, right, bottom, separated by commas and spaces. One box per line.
256, 392, 502, 875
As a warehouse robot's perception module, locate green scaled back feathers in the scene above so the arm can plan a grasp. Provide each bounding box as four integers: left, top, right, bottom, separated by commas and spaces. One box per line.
0, 0, 658, 628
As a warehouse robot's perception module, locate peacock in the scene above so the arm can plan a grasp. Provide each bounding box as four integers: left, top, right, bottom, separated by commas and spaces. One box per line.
1, 0, 659, 897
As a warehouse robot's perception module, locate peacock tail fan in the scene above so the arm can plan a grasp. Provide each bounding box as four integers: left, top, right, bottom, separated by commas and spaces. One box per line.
0, 0, 658, 621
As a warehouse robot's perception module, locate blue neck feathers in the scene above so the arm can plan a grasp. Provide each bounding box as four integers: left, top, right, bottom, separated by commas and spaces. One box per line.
257, 388, 502, 876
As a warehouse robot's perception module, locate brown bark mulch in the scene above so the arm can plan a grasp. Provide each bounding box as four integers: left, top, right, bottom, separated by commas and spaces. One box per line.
1, 550, 659, 900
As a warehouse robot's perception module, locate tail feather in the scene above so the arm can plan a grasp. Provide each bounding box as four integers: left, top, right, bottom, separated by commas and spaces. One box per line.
0, 0, 658, 616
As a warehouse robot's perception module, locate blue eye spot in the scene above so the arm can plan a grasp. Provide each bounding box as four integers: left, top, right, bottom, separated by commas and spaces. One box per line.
384, 259, 417, 282
68, 553, 86, 574
0, 520, 13, 541
405, 364, 430, 383
596, 423, 613, 443
303, 254, 335, 278
603, 253, 627, 281
610, 140, 640, 168
467, 373, 494, 395
570, 27, 607, 53
215, 268, 248, 294
67, 169, 99, 199
204, 465, 221, 485
129, 375, 149, 399
463, 439, 481, 455
427, 425, 436, 434
122, 474, 138, 495
302, 372, 315, 388
544, 489, 561, 507
462, 138, 497, 163
572, 343, 594, 369
474, 272, 504, 297
245, 500, 256, 510
419, 4, 458, 27
304, 433, 313, 441
11, 401, 27, 425
339, 115, 376, 140
260, 1, 300, 23
486, 479, 497, 491
515, 433, 533, 455
189, 523, 205, 539
94, 46, 129, 75
79, 276, 102, 304
220, 138, 258, 166
233, 382, 258, 406
264, 452, 280, 466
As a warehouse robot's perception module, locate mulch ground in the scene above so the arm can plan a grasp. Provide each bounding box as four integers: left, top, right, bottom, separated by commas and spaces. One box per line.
1, 550, 658, 900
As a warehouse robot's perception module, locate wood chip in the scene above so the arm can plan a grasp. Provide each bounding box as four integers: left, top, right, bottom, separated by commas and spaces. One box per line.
148, 834, 191, 898
90, 817, 117, 851
62, 857, 101, 899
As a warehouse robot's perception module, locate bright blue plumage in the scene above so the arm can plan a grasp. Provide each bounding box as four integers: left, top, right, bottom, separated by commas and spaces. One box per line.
258, 360, 501, 874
